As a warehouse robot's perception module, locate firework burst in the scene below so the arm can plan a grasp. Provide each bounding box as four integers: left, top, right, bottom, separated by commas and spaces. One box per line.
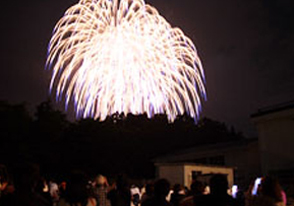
47, 0, 206, 122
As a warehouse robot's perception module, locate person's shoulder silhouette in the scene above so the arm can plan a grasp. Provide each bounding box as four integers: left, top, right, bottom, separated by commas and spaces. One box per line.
194, 174, 237, 206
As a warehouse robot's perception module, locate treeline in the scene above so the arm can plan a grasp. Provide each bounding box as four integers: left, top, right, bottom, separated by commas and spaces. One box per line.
0, 100, 243, 179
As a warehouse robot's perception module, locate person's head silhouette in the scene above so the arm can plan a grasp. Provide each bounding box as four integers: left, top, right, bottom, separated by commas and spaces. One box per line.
209, 174, 228, 195
154, 179, 170, 198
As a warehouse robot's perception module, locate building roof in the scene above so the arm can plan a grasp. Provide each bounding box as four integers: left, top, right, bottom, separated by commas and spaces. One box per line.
153, 138, 258, 163
154, 162, 235, 169
251, 100, 294, 118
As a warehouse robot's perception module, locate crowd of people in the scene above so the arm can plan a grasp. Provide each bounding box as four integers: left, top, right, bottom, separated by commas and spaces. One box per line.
0, 163, 293, 206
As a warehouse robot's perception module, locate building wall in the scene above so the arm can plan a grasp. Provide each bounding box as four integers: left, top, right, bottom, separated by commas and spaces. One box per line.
183, 165, 234, 188
252, 107, 294, 174
154, 140, 260, 188
157, 164, 184, 187
156, 163, 234, 189
224, 141, 261, 186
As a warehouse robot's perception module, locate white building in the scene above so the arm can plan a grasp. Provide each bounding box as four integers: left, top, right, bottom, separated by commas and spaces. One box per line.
251, 100, 294, 178
154, 100, 294, 189
155, 163, 234, 189
154, 138, 261, 188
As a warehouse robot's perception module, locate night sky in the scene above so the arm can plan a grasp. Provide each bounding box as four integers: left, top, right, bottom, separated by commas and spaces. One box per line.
1, 0, 294, 137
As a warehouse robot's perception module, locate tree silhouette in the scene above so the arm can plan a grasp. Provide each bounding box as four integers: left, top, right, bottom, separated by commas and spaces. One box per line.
0, 100, 245, 178
0, 101, 32, 165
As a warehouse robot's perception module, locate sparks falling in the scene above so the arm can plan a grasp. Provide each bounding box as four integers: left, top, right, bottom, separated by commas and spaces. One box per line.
47, 0, 206, 122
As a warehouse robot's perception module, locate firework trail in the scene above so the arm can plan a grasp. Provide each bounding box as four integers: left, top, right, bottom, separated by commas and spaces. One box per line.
47, 0, 206, 122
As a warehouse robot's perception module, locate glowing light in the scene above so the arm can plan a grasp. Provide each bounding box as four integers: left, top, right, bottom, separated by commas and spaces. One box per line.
47, 0, 206, 122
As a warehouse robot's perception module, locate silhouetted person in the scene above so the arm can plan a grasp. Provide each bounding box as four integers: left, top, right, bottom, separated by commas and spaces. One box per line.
180, 180, 204, 206
107, 174, 131, 206
141, 178, 172, 206
286, 180, 294, 206
35, 177, 53, 205
245, 176, 285, 206
130, 184, 140, 206
0, 162, 51, 206
93, 174, 111, 206
141, 182, 155, 205
194, 174, 237, 206
58, 171, 97, 206
171, 184, 186, 206
235, 190, 245, 206
59, 181, 67, 200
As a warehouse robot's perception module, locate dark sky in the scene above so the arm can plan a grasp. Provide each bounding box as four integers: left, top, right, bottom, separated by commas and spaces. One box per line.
1, 0, 294, 136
